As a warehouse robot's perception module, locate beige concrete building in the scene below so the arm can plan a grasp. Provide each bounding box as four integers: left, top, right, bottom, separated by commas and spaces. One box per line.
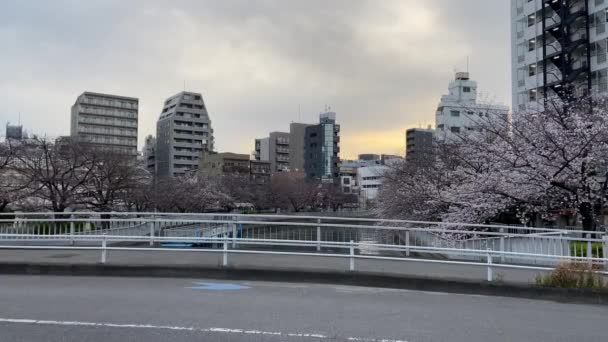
70, 92, 138, 155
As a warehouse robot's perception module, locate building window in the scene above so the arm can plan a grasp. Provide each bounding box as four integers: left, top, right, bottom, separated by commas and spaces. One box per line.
450, 127, 461, 133
527, 14, 535, 27
450, 110, 460, 117
528, 38, 536, 52
463, 87, 471, 93
437, 124, 445, 130
528, 63, 537, 76
529, 89, 537, 102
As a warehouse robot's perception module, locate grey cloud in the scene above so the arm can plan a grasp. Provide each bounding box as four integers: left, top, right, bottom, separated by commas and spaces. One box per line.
0, 0, 509, 158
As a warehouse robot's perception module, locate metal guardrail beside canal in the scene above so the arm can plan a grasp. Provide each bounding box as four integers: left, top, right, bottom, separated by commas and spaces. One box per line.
0, 212, 607, 281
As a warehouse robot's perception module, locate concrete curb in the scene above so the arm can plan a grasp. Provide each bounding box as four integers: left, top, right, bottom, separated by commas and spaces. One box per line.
1, 262, 607, 305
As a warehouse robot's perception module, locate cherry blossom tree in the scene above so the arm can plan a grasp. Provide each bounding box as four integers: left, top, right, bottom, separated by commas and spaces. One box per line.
378, 95, 608, 231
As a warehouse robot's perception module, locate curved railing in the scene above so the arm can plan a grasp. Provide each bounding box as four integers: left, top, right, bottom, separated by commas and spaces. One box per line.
0, 212, 606, 279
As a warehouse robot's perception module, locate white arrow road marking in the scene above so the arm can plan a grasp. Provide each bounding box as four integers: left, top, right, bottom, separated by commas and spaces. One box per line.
0, 318, 409, 342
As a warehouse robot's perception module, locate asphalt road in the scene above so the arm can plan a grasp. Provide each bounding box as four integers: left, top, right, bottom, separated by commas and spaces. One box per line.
0, 275, 607, 342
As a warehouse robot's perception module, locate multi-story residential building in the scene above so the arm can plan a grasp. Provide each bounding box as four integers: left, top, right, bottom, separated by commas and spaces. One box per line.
156, 91, 214, 178
340, 159, 380, 168
249, 160, 272, 184
511, 0, 608, 110
288, 122, 310, 172
199, 151, 250, 177
304, 111, 341, 183
435, 72, 509, 140
254, 132, 290, 173
254, 109, 340, 180
70, 92, 138, 155
5, 123, 23, 141
199, 151, 271, 184
357, 165, 388, 202
405, 128, 434, 166
142, 135, 156, 175
358, 154, 380, 161
380, 154, 403, 166
339, 165, 359, 194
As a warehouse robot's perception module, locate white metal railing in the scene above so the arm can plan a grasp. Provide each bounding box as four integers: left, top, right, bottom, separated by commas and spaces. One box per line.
0, 213, 606, 269
0, 233, 606, 282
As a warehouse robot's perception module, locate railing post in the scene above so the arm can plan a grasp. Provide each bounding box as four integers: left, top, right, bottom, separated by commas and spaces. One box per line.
486, 248, 493, 282
586, 233, 592, 265
232, 216, 237, 249
349, 240, 355, 272
316, 218, 321, 252
223, 238, 228, 267
101, 234, 107, 264
70, 214, 75, 246
148, 221, 154, 247
405, 230, 410, 257
499, 228, 505, 264
603, 236, 608, 270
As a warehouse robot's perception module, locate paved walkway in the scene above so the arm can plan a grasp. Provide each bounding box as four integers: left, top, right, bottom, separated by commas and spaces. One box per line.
0, 248, 552, 285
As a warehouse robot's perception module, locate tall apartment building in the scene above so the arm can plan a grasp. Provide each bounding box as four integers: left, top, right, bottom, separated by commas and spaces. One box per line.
304, 111, 341, 183
142, 135, 156, 175
511, 0, 608, 110
406, 128, 434, 166
254, 132, 290, 173
156, 91, 214, 177
288, 122, 310, 172
70, 92, 138, 155
435, 72, 509, 140
5, 123, 23, 141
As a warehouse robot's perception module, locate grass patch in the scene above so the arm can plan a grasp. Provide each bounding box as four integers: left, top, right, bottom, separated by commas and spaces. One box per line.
535, 262, 606, 289
570, 241, 604, 258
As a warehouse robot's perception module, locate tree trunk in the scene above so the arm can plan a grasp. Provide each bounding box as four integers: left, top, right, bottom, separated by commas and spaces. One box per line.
579, 202, 595, 232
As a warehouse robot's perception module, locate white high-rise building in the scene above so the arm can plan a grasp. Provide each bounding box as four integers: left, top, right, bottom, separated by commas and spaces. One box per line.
435, 72, 509, 140
511, 0, 608, 111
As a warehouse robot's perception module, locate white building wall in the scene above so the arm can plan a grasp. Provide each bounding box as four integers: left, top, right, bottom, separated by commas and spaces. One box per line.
435, 72, 509, 140
357, 165, 387, 201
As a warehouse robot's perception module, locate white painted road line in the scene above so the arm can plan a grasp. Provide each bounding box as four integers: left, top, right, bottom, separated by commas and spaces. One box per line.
0, 318, 410, 342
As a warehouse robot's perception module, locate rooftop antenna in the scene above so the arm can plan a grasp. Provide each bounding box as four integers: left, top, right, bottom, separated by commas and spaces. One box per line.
466, 56, 470, 73
298, 104, 301, 122
183, 80, 186, 92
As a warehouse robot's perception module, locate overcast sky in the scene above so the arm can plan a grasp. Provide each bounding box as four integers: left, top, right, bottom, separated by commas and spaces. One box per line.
0, 0, 510, 159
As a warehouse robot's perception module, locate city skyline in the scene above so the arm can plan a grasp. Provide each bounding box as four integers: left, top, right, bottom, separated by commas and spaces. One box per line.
0, 0, 510, 159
